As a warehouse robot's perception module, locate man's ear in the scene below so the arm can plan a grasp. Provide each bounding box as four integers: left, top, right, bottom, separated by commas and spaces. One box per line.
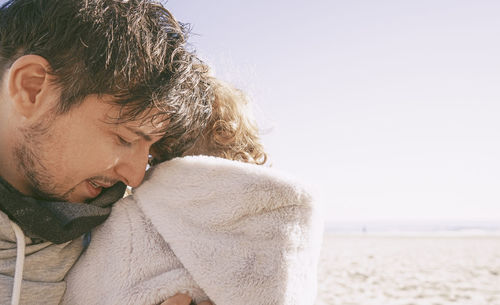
8, 55, 54, 118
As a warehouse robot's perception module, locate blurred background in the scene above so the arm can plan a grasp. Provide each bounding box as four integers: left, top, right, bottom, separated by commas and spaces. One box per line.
166, 0, 500, 233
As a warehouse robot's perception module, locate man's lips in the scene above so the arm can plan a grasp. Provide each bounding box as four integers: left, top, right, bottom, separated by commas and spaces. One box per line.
85, 179, 114, 198
88, 179, 114, 189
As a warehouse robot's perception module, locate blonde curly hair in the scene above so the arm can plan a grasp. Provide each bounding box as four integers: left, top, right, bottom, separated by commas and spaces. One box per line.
182, 77, 267, 165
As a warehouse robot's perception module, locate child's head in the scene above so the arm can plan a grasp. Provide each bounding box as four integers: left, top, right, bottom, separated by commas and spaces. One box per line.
182, 77, 267, 165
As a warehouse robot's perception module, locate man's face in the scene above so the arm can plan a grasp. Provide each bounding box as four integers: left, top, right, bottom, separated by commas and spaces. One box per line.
14, 95, 164, 203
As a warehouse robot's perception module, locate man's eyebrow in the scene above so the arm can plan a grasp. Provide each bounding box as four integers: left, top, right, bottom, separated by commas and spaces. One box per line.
125, 126, 153, 142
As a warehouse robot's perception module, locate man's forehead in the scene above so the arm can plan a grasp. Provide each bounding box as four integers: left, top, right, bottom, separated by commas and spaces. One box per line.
117, 115, 169, 137
123, 121, 168, 141
98, 96, 169, 137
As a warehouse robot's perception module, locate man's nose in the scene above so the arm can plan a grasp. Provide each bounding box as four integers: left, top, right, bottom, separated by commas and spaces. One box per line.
114, 149, 149, 188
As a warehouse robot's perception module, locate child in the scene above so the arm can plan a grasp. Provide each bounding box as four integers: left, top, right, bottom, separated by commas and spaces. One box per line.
182, 77, 267, 165
63, 73, 321, 305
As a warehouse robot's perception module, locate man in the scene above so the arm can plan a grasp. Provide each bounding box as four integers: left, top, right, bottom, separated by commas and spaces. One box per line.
0, 0, 212, 304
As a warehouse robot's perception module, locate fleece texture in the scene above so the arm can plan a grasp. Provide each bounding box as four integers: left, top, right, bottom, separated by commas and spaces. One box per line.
62, 156, 323, 305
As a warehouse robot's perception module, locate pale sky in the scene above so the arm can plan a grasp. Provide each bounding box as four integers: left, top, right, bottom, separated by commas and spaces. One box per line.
2, 0, 498, 224
166, 0, 500, 223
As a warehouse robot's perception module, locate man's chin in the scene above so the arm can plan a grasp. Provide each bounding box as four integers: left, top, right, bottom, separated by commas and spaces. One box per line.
30, 187, 70, 203
67, 192, 98, 204
32, 181, 113, 203
57, 187, 91, 203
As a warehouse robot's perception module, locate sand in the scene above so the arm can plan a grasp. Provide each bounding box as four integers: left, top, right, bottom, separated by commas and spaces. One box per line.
315, 234, 500, 305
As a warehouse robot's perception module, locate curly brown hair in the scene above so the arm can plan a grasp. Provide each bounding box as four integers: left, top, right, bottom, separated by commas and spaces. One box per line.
181, 77, 267, 165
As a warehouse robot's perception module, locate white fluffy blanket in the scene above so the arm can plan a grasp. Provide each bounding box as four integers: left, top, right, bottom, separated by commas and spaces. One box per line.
62, 156, 323, 305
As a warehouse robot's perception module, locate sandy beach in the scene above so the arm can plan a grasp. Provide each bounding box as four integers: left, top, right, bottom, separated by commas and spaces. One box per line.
316, 234, 500, 305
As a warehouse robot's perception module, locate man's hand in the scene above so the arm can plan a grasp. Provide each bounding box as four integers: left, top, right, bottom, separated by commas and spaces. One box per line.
159, 293, 213, 305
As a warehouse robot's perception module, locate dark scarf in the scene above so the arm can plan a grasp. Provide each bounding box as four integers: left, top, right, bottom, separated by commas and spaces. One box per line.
0, 176, 126, 244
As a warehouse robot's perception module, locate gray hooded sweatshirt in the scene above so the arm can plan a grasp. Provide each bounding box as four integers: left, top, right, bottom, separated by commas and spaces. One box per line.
0, 210, 84, 304
0, 176, 124, 305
